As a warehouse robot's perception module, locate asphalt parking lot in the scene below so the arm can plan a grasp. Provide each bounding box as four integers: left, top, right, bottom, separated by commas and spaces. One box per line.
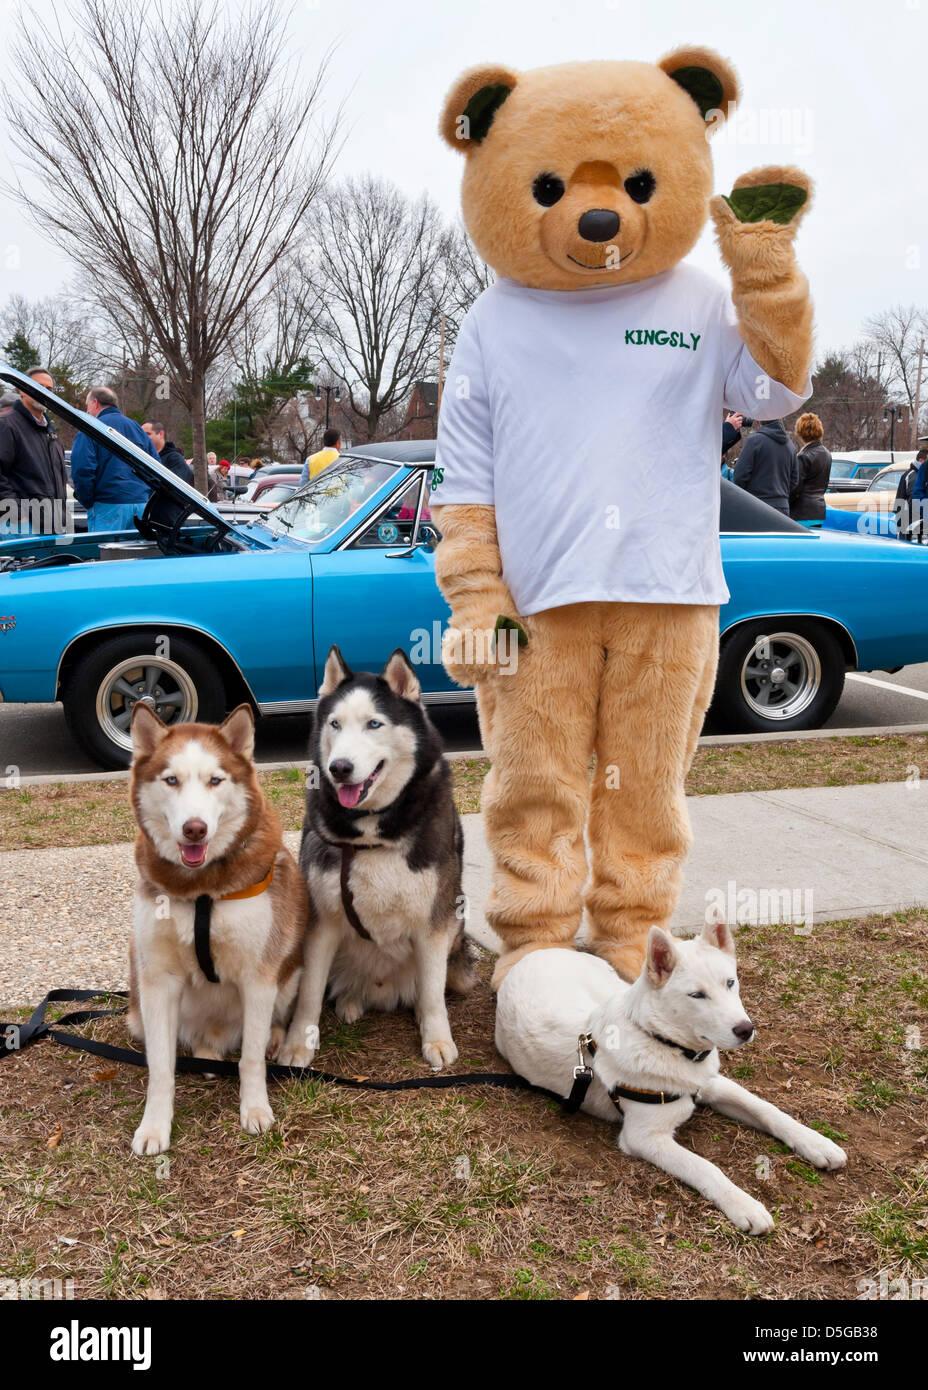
1, 662, 928, 776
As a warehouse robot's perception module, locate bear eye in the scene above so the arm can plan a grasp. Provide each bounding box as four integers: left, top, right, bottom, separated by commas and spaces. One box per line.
532, 172, 565, 207
624, 169, 656, 204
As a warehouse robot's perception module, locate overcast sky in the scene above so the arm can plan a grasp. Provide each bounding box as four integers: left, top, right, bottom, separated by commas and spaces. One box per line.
0, 0, 925, 357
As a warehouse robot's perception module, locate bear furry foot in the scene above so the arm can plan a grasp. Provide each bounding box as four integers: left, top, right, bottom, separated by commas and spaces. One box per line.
589, 937, 648, 983
491, 940, 575, 991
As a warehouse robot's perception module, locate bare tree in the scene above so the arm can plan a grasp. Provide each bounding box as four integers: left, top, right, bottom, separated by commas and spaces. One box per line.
3, 0, 340, 491
0, 290, 100, 392
435, 221, 495, 347
307, 177, 449, 442
864, 305, 928, 426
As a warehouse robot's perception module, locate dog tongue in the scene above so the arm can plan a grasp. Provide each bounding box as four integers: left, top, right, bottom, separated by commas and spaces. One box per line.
180, 843, 207, 867
338, 783, 364, 809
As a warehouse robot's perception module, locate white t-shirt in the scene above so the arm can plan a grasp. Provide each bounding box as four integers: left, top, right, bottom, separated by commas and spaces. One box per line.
431, 265, 811, 615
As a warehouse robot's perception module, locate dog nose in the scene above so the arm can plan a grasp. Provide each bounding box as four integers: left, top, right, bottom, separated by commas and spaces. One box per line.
182, 818, 208, 842
577, 208, 620, 242
329, 758, 354, 783
733, 1019, 755, 1043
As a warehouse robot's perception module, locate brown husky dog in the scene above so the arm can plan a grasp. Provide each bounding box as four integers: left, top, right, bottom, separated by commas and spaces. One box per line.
128, 703, 308, 1155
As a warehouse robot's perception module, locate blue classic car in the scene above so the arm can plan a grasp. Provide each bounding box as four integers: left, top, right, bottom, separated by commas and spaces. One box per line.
1, 366, 926, 767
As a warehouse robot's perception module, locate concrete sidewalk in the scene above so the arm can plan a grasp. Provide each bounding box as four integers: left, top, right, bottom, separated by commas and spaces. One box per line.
462, 780, 928, 953
1, 781, 926, 1007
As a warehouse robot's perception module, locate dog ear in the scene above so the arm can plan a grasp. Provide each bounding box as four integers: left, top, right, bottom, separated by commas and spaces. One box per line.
319, 645, 352, 697
658, 46, 739, 131
701, 909, 736, 955
130, 702, 167, 757
382, 648, 422, 703
439, 64, 518, 151
219, 703, 255, 759
645, 926, 678, 987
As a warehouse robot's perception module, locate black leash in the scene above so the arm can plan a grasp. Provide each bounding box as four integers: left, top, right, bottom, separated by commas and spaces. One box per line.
1, 993, 695, 1111
0, 988, 576, 1104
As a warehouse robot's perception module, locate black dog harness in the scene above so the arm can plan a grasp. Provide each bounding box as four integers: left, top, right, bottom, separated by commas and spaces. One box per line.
193, 864, 275, 983
565, 1030, 712, 1113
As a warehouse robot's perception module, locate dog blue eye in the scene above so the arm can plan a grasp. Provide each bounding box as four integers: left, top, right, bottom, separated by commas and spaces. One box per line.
164, 776, 178, 786
330, 719, 340, 730
209, 777, 223, 787
688, 991, 706, 999
727, 979, 735, 989
368, 719, 382, 729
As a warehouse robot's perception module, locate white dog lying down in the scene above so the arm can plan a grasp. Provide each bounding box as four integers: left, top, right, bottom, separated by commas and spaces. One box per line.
495, 917, 846, 1233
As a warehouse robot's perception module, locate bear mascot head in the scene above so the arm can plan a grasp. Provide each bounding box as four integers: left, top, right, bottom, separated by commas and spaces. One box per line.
439, 48, 744, 291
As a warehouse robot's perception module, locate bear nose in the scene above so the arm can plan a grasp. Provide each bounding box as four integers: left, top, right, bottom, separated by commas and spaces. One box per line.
577, 208, 620, 243
733, 1019, 755, 1043
329, 758, 354, 783
182, 818, 208, 842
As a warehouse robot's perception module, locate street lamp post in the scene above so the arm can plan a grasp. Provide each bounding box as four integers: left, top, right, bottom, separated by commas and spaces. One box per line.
883, 404, 906, 461
315, 383, 341, 432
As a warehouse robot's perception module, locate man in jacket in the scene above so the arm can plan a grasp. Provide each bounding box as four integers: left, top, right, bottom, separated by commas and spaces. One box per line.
0, 366, 68, 535
71, 387, 155, 531
895, 450, 925, 542
910, 448, 928, 543
300, 428, 341, 485
732, 418, 799, 515
790, 412, 832, 523
142, 421, 195, 486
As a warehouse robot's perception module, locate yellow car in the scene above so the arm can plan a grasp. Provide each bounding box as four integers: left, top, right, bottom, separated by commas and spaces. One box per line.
824, 462, 908, 513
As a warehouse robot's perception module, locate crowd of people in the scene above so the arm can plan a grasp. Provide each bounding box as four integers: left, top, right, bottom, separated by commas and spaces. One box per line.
0, 371, 343, 535
723, 409, 928, 541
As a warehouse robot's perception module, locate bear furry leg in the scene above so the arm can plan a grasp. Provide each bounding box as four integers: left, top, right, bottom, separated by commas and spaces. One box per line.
585, 603, 719, 981
476, 605, 603, 986
478, 602, 718, 988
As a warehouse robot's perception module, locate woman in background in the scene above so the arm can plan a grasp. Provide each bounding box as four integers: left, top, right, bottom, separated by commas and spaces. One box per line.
790, 412, 831, 525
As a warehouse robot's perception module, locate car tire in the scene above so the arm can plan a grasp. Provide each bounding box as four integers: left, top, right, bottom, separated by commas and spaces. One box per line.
63, 632, 226, 770
712, 620, 846, 734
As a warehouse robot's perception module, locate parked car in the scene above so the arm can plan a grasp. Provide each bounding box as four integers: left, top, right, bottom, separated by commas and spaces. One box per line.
824, 463, 907, 515
218, 472, 302, 517
828, 450, 916, 493
2, 364, 928, 766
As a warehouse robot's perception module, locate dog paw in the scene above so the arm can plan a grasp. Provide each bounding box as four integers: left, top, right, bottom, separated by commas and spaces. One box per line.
422, 1036, 458, 1070
792, 1129, 847, 1171
277, 1040, 316, 1069
131, 1119, 171, 1156
722, 1192, 774, 1235
335, 997, 364, 1025
241, 1103, 275, 1135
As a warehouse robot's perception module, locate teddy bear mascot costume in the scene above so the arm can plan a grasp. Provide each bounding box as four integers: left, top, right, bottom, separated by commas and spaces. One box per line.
429, 48, 814, 986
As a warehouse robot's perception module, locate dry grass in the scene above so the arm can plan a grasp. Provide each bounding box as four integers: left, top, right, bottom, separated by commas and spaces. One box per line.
1, 911, 925, 1301
1, 734, 925, 852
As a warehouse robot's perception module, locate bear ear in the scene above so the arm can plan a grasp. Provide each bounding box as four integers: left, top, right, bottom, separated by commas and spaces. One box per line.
658, 46, 740, 129
439, 64, 519, 152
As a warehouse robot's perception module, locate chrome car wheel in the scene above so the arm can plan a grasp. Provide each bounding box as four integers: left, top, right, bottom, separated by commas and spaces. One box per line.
96, 656, 198, 752
739, 631, 822, 722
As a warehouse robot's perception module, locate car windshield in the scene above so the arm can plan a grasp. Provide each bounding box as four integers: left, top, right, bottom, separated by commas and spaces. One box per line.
261, 456, 400, 540
871, 470, 903, 491
829, 459, 857, 478
259, 485, 296, 506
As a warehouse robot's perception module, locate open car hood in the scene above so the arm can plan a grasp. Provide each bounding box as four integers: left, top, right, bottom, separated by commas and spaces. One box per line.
0, 363, 236, 538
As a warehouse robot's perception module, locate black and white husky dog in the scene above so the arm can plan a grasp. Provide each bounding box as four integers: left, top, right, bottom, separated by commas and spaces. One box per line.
278, 645, 476, 1070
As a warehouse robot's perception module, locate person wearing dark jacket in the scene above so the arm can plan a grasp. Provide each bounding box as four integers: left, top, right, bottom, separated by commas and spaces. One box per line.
0, 367, 68, 535
70, 386, 154, 531
911, 449, 928, 544
895, 450, 925, 542
790, 412, 832, 523
732, 418, 799, 515
142, 422, 195, 486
